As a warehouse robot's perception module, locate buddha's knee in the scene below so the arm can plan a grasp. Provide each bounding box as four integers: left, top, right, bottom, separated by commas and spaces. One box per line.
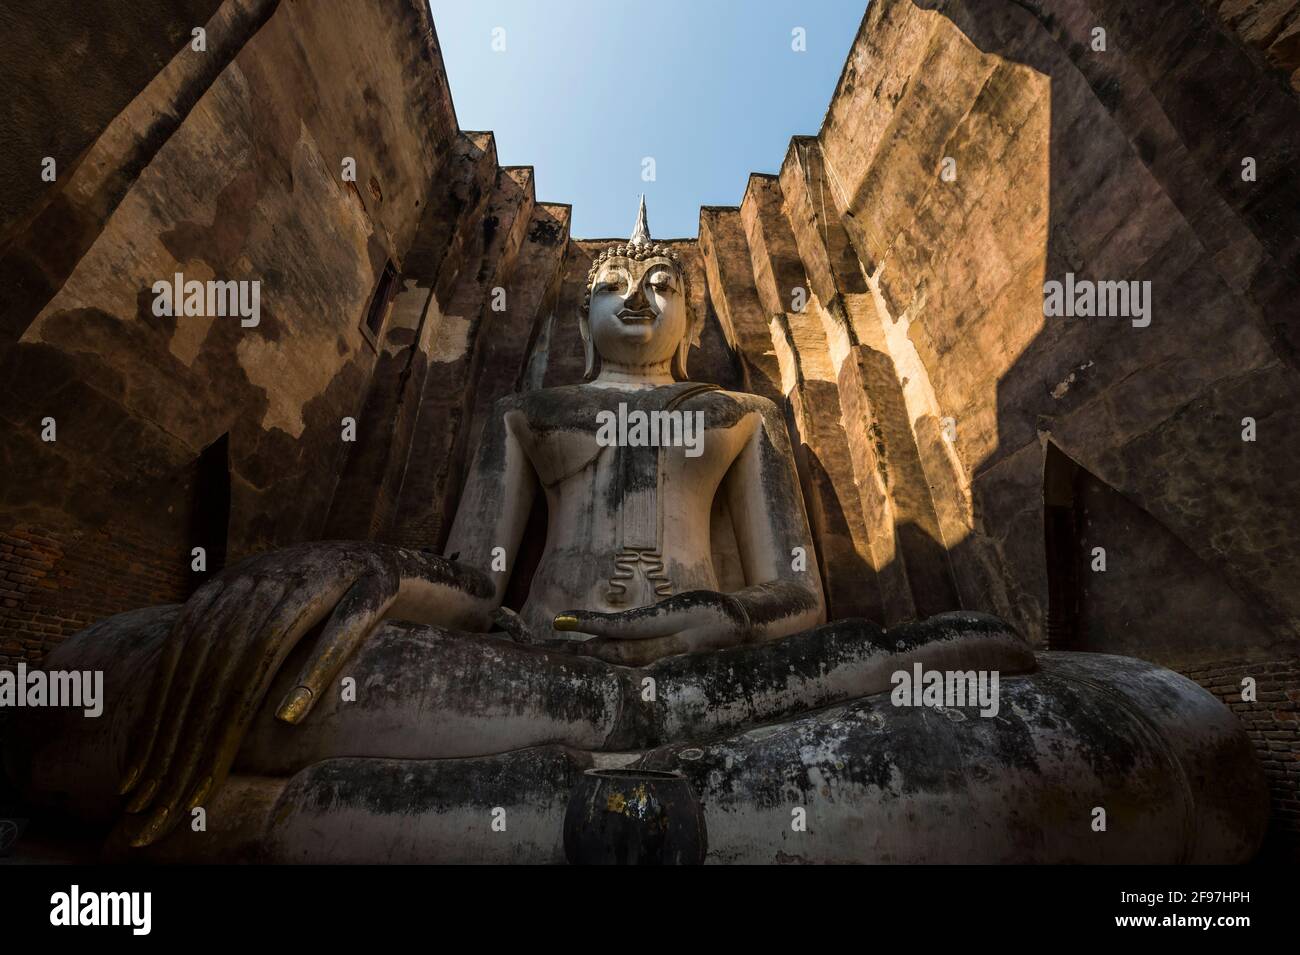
236, 621, 629, 772
621, 611, 1034, 747
637, 652, 1266, 863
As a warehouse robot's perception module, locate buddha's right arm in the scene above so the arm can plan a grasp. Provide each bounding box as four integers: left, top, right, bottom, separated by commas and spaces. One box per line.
361, 399, 539, 624
442, 404, 538, 608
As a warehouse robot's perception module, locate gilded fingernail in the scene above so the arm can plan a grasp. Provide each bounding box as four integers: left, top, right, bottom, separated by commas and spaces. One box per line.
119, 763, 142, 795
125, 777, 159, 814
129, 806, 170, 848
187, 776, 213, 811
554, 614, 579, 631
275, 686, 313, 724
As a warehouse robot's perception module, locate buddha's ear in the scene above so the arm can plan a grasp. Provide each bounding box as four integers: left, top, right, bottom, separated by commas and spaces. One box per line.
671, 304, 696, 381
671, 337, 689, 381
579, 304, 598, 381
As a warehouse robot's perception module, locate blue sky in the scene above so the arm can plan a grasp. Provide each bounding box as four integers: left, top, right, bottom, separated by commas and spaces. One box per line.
427, 1, 868, 239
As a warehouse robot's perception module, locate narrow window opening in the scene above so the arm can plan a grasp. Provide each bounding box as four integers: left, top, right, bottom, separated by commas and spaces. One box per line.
363, 261, 399, 341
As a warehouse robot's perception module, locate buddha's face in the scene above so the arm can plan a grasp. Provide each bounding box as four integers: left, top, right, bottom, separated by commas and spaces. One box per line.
586, 255, 688, 367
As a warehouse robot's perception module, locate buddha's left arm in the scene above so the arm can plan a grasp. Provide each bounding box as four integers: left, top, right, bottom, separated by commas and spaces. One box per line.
563, 396, 826, 665
718, 396, 828, 637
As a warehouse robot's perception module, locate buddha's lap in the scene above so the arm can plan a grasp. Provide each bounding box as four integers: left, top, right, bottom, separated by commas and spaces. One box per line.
19, 604, 1036, 795
11, 606, 1267, 862
237, 611, 1035, 769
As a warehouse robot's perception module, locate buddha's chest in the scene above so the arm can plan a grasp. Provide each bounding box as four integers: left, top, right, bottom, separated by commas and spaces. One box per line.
514, 408, 750, 500
522, 419, 749, 609
509, 389, 759, 609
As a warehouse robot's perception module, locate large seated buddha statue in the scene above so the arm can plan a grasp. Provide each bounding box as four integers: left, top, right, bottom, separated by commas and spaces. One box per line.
6, 204, 1268, 863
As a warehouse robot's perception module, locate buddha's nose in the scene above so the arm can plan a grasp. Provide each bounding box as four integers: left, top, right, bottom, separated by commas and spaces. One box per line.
623, 281, 651, 312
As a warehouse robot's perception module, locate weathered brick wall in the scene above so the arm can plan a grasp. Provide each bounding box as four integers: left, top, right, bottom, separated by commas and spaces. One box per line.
1181, 658, 1300, 859
0, 523, 188, 668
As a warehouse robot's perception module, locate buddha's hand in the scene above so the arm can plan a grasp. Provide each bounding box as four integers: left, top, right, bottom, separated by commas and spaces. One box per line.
556, 590, 751, 667
116, 541, 494, 848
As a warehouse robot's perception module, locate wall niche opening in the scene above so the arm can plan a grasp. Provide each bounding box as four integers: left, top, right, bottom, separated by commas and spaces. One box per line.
187, 432, 231, 595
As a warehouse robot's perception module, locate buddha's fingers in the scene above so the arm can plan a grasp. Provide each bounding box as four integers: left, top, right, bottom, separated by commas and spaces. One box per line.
130, 580, 349, 848
131, 580, 289, 835
555, 608, 678, 640
583, 621, 742, 665
119, 578, 226, 797
274, 568, 399, 725
125, 578, 257, 814
555, 592, 742, 641
200, 585, 355, 810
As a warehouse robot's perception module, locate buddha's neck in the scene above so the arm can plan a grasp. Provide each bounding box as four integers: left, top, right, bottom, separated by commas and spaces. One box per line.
593, 358, 675, 389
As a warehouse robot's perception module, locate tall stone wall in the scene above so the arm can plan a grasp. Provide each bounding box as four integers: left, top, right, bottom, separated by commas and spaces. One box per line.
1, 0, 1296, 853
0, 0, 461, 659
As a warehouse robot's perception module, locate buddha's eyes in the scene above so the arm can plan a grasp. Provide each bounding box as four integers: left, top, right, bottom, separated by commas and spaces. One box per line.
647, 271, 675, 292
596, 272, 627, 292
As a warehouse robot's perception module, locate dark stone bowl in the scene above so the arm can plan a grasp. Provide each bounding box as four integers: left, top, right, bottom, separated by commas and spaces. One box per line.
563, 768, 706, 865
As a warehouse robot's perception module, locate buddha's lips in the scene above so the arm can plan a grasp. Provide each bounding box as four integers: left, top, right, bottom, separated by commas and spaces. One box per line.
617, 308, 656, 323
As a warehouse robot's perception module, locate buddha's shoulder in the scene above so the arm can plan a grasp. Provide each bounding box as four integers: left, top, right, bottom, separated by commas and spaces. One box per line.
703, 388, 779, 416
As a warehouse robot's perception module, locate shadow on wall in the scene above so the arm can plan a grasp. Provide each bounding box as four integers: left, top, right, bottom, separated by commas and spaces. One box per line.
1043, 441, 1280, 668
790, 432, 883, 620
973, 0, 1299, 657
850, 0, 1300, 858
815, 0, 1300, 663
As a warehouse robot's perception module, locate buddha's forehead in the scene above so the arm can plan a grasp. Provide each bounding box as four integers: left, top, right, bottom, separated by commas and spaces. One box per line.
584, 238, 687, 297
595, 255, 679, 279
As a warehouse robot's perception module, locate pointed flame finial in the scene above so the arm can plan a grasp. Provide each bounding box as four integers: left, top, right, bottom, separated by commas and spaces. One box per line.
584, 194, 683, 308
630, 194, 651, 247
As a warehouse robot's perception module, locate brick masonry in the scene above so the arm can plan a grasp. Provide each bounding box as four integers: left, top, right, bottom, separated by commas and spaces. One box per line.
0, 523, 188, 668
1182, 658, 1300, 860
